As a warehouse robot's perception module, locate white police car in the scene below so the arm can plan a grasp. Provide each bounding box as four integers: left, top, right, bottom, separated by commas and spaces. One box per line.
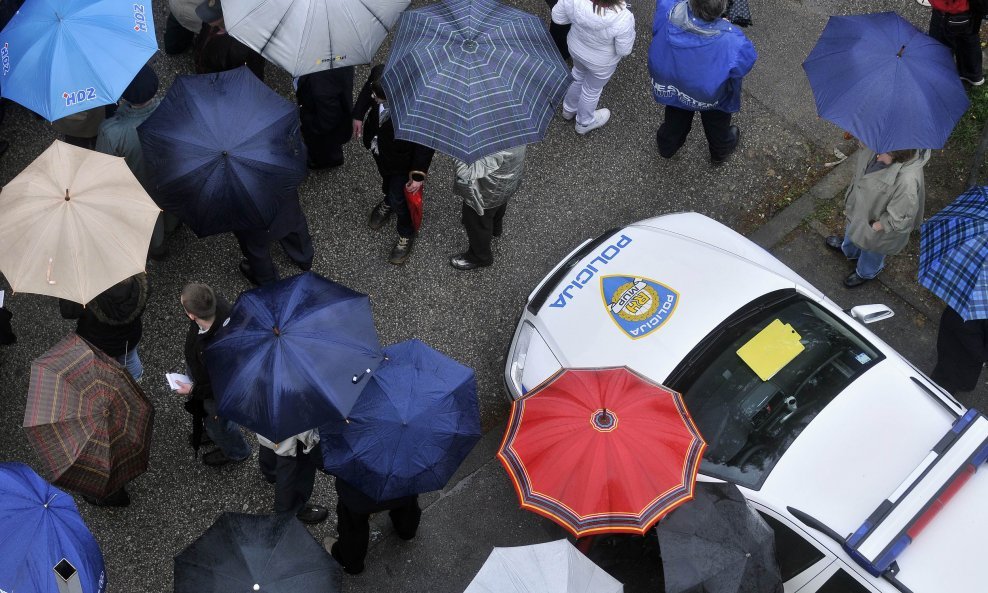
504, 213, 988, 593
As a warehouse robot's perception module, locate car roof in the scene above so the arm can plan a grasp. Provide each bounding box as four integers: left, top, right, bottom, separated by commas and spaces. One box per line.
530, 216, 799, 380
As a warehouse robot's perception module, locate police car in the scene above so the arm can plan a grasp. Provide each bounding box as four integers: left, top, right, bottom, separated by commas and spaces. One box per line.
504, 213, 988, 593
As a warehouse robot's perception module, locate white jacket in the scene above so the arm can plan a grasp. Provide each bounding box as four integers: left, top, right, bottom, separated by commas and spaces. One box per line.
552, 0, 636, 68
257, 429, 320, 457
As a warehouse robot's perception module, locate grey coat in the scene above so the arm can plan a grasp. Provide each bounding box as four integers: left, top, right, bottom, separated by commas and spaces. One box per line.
453, 145, 527, 215
844, 148, 931, 256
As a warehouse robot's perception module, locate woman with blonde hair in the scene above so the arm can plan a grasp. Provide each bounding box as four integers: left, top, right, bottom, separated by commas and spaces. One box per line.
552, 0, 635, 134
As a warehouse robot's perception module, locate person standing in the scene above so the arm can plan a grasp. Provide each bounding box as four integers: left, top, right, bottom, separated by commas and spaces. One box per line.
193, 0, 265, 80
450, 145, 527, 270
648, 0, 756, 165
825, 147, 931, 287
931, 305, 988, 394
234, 192, 315, 286
545, 0, 572, 61
96, 64, 178, 261
551, 0, 635, 135
928, 0, 984, 86
352, 65, 435, 265
165, 0, 201, 55
59, 273, 150, 382
174, 283, 252, 466
323, 477, 421, 575
257, 430, 329, 524
297, 67, 354, 170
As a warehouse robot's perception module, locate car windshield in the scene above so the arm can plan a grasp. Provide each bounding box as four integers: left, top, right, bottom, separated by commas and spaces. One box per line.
675, 293, 882, 489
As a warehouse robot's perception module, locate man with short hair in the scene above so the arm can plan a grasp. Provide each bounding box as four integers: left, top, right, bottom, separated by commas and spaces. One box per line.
648, 0, 757, 165
174, 283, 252, 466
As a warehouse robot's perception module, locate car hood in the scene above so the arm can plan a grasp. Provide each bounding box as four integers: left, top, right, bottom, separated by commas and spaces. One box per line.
527, 217, 798, 385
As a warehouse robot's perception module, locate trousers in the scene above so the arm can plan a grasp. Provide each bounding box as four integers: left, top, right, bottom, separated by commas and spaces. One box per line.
461, 202, 507, 265
331, 496, 421, 574
656, 106, 736, 160
563, 57, 617, 127
929, 10, 984, 82
258, 444, 318, 514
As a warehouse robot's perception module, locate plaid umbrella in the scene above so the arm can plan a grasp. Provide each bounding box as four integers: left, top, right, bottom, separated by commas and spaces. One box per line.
920, 186, 988, 320
381, 0, 570, 162
23, 334, 154, 499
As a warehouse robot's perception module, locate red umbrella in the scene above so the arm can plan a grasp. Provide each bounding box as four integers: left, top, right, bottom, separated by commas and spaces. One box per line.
23, 334, 154, 498
497, 367, 705, 537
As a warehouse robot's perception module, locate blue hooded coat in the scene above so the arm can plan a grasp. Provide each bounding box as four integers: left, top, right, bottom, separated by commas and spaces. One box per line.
648, 0, 757, 112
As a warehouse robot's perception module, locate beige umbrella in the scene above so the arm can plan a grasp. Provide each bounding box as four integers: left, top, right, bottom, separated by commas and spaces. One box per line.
168, 0, 203, 33
0, 141, 160, 304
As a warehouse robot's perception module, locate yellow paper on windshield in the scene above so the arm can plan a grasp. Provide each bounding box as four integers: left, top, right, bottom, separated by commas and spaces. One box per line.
736, 319, 804, 381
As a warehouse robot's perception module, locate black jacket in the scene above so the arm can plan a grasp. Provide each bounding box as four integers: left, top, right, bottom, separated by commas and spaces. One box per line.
59, 273, 149, 357
297, 66, 354, 144
353, 65, 435, 178
184, 297, 232, 402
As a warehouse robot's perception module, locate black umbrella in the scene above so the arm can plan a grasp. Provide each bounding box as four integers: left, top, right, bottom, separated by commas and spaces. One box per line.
174, 513, 342, 593
656, 482, 782, 593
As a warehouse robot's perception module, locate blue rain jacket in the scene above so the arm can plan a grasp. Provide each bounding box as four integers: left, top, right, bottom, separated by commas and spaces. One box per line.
648, 0, 757, 112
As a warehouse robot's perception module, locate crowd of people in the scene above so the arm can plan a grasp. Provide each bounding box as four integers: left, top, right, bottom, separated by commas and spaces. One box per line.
1, 0, 988, 584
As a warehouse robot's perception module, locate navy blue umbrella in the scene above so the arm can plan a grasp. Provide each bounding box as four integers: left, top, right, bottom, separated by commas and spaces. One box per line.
320, 339, 481, 502
138, 66, 307, 237
0, 462, 105, 593
206, 273, 384, 441
802, 12, 969, 153
381, 0, 570, 162
174, 512, 342, 593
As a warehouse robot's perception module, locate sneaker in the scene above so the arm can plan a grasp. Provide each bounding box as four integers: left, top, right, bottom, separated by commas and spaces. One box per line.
961, 76, 985, 86
368, 200, 393, 230
575, 108, 611, 135
389, 236, 414, 265
296, 504, 329, 524
561, 109, 576, 121
202, 449, 247, 467
824, 236, 844, 253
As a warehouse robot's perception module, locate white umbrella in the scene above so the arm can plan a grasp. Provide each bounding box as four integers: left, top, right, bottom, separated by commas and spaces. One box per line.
463, 540, 623, 593
222, 0, 410, 77
0, 141, 160, 304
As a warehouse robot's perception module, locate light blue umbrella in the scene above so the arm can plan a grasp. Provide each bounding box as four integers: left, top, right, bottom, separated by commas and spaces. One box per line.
0, 0, 158, 121
920, 186, 988, 320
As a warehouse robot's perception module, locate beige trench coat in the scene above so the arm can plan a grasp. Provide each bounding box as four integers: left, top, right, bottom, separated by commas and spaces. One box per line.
843, 148, 931, 256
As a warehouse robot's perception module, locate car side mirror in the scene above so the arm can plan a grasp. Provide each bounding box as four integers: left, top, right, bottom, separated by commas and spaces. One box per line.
849, 304, 894, 324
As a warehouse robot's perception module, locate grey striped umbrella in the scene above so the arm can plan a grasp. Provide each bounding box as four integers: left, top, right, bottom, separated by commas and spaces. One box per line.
381, 0, 571, 162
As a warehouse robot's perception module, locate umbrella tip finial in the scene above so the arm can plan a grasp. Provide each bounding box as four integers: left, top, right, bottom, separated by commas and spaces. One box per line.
897, 44, 906, 58
272, 326, 280, 336
64, 189, 70, 201
253, 585, 260, 591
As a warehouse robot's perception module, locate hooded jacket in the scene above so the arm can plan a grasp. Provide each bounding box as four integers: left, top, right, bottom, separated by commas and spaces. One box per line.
844, 148, 931, 256
551, 0, 636, 68
453, 145, 527, 215
648, 0, 757, 112
59, 273, 150, 357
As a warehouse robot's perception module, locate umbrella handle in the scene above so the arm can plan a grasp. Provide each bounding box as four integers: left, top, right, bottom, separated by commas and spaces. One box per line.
351, 368, 372, 384
46, 258, 56, 285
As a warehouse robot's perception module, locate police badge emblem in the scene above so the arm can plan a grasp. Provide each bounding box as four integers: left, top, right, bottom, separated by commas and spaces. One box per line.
600, 275, 679, 339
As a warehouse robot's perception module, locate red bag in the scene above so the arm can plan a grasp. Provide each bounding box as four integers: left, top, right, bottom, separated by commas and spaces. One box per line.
404, 181, 423, 232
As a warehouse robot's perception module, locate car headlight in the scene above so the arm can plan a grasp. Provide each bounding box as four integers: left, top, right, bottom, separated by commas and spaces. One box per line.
506, 320, 560, 400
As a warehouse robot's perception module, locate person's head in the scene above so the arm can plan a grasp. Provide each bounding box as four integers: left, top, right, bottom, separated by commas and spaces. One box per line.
370, 77, 387, 104
591, 0, 624, 15
181, 283, 217, 322
121, 64, 159, 107
689, 0, 728, 21
875, 148, 918, 165
196, 0, 224, 30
